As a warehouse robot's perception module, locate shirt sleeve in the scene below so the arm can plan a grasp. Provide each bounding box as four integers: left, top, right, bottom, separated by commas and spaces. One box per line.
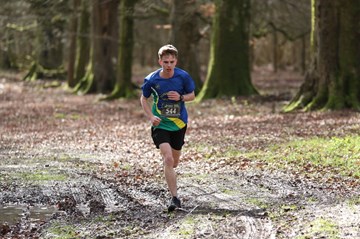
141, 78, 152, 98
183, 73, 196, 94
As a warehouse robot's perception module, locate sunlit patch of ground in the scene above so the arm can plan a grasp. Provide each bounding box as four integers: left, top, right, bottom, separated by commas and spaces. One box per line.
1, 70, 360, 238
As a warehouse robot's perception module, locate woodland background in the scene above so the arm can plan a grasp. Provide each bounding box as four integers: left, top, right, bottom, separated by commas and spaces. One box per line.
0, 0, 311, 100
1, 0, 360, 238
2, 0, 359, 111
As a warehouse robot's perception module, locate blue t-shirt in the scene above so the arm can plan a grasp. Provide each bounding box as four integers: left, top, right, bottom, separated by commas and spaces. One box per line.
142, 67, 195, 131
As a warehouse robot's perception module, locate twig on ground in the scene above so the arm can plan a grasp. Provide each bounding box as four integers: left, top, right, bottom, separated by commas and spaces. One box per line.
177, 205, 199, 215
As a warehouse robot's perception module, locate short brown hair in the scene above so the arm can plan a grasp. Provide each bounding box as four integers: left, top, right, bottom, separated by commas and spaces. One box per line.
158, 44, 178, 59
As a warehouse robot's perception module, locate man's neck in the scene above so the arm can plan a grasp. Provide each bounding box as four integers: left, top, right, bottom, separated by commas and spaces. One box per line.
160, 70, 174, 79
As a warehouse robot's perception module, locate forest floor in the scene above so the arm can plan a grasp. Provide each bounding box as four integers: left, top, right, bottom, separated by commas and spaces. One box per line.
1, 68, 360, 239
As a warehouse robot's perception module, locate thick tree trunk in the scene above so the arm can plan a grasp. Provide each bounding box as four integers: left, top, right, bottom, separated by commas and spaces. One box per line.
337, 0, 360, 109
77, 0, 119, 94
67, 0, 81, 88
92, 0, 118, 93
107, 0, 138, 99
170, 0, 203, 93
301, 36, 306, 74
285, 0, 360, 111
74, 0, 90, 85
272, 26, 278, 73
0, 20, 13, 70
0, 49, 12, 70
23, 1, 67, 81
198, 0, 257, 99
37, 27, 64, 71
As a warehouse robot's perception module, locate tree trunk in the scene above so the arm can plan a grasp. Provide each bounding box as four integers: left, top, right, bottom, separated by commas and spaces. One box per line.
198, 0, 257, 99
301, 35, 306, 74
74, 0, 90, 85
23, 0, 67, 81
170, 0, 203, 93
107, 0, 138, 99
92, 0, 118, 93
76, 0, 119, 94
67, 0, 81, 88
272, 26, 278, 73
285, 0, 360, 111
37, 24, 64, 70
0, 48, 12, 70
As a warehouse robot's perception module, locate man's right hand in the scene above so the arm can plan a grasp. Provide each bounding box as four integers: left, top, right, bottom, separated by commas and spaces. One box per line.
150, 115, 161, 126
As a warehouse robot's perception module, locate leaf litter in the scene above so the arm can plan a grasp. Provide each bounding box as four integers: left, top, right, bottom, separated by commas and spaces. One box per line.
0, 71, 360, 238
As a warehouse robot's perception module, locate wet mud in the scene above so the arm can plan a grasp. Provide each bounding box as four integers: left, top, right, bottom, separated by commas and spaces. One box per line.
1, 75, 360, 238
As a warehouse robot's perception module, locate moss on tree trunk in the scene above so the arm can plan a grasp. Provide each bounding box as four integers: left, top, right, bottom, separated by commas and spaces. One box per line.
198, 0, 257, 100
107, 0, 138, 100
170, 0, 203, 94
285, 0, 360, 111
73, 0, 91, 88
23, 1, 66, 81
75, 0, 118, 94
67, 0, 81, 88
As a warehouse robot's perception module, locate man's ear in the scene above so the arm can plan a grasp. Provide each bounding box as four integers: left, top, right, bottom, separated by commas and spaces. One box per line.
158, 58, 162, 66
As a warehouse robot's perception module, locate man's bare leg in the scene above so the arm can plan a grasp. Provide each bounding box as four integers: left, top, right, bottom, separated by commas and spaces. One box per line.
172, 148, 181, 168
160, 143, 178, 197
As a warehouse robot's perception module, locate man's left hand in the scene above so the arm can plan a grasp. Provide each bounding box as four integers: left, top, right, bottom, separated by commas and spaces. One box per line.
167, 91, 181, 101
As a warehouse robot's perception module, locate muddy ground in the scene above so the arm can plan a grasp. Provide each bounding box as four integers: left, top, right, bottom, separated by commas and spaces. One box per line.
1, 70, 360, 239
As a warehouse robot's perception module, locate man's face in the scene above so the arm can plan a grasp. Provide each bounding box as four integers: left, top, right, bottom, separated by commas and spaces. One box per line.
159, 54, 177, 75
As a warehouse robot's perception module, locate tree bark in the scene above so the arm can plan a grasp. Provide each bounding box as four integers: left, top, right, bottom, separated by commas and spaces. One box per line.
271, 25, 278, 73
75, 0, 119, 94
67, 0, 81, 88
107, 0, 138, 99
198, 0, 257, 99
301, 35, 306, 74
92, 0, 119, 93
23, 0, 67, 81
285, 0, 360, 111
74, 0, 90, 86
170, 0, 203, 93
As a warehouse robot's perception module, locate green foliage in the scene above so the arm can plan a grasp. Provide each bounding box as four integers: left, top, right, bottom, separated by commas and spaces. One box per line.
47, 222, 78, 239
178, 216, 196, 237
347, 197, 360, 206
297, 218, 339, 239
54, 112, 82, 120
245, 198, 269, 209
280, 204, 298, 212
243, 135, 360, 177
20, 170, 68, 181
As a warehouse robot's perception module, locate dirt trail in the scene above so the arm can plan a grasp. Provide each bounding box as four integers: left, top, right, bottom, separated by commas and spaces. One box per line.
1, 74, 360, 238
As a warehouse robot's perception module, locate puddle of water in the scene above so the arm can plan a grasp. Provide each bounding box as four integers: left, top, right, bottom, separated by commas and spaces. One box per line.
0, 205, 57, 225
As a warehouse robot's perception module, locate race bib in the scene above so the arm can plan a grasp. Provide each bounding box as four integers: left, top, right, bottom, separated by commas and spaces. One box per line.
161, 102, 181, 118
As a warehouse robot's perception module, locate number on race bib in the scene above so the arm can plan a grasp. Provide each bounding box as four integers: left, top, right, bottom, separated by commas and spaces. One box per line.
161, 102, 181, 118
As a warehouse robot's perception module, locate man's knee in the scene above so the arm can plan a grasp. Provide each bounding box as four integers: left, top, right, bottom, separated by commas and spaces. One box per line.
163, 154, 174, 167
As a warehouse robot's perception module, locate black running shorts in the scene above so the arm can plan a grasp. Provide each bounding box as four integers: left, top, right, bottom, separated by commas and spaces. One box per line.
151, 125, 187, 150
